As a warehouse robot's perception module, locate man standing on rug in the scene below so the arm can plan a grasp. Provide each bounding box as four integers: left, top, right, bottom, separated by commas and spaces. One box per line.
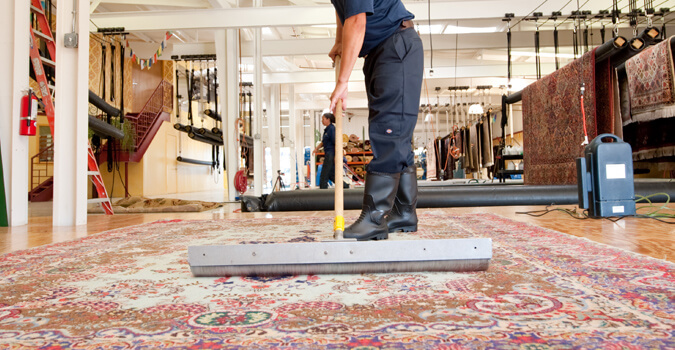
313, 112, 337, 189
328, 0, 424, 240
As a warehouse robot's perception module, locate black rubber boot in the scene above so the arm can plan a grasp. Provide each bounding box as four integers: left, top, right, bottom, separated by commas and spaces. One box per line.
388, 165, 418, 233
344, 171, 400, 241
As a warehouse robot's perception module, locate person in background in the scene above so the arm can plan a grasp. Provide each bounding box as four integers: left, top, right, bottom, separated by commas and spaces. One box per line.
328, 0, 424, 241
313, 112, 336, 189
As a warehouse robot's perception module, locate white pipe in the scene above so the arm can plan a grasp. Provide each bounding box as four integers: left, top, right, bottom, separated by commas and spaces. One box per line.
53, 0, 89, 226
288, 84, 297, 190
253, 25, 263, 196
216, 29, 239, 201
309, 110, 317, 188
269, 84, 280, 191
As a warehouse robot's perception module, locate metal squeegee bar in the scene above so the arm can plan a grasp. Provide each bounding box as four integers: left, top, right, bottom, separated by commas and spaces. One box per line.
189, 238, 492, 276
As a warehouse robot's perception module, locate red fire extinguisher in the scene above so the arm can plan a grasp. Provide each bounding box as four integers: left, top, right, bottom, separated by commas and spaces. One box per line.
20, 89, 38, 136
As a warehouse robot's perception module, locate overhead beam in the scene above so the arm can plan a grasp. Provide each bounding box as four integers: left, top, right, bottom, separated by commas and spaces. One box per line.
170, 26, 634, 58
239, 28, 616, 57
91, 0, 611, 31
207, 0, 232, 8
90, 0, 103, 13
242, 62, 556, 85
98, 0, 210, 7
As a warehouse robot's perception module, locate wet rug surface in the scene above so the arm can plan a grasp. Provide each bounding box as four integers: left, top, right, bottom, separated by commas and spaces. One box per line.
1, 213, 673, 349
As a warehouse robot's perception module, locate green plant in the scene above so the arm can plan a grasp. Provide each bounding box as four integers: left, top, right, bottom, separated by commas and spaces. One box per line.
111, 118, 136, 152
88, 116, 136, 153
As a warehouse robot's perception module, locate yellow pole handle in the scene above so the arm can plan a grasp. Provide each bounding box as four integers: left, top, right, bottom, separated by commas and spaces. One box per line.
334, 56, 345, 237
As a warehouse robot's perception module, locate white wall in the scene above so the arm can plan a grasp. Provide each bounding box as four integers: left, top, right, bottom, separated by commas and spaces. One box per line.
0, 1, 30, 226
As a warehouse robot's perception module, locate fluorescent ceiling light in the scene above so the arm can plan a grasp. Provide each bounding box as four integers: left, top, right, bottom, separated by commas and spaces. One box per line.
417, 24, 445, 35
262, 27, 274, 36
443, 25, 499, 34
312, 24, 337, 29
512, 51, 576, 59
468, 104, 484, 115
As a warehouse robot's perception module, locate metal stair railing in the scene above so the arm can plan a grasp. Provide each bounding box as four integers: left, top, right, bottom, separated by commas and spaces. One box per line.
30, 144, 54, 192
125, 79, 173, 153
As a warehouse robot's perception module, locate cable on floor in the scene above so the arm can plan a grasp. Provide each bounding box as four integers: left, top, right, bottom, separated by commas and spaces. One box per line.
516, 192, 675, 224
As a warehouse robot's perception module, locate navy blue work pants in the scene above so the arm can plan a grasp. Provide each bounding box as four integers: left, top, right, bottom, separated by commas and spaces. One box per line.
319, 151, 335, 189
363, 27, 424, 174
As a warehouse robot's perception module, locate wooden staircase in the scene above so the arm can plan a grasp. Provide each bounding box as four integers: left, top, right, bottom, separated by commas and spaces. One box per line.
29, 144, 54, 202
29, 177, 54, 202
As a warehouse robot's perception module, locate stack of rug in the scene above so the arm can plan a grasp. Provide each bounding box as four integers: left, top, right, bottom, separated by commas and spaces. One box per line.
1, 213, 673, 348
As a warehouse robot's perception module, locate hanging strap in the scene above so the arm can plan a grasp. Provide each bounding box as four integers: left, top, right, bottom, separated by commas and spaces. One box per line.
612, 0, 620, 38
629, 0, 638, 37
110, 42, 116, 103
535, 26, 541, 80
175, 65, 180, 121
101, 42, 107, 103
206, 62, 211, 105
554, 25, 560, 70
580, 83, 589, 146
214, 65, 219, 129
645, 0, 655, 28
248, 92, 253, 136
583, 22, 590, 53
120, 40, 125, 123
601, 24, 606, 43
573, 25, 579, 58
188, 64, 194, 126
212, 145, 216, 171
507, 29, 512, 82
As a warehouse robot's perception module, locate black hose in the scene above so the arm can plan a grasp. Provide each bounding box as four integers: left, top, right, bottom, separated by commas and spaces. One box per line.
204, 109, 221, 121
253, 182, 675, 212
177, 156, 215, 166
89, 90, 120, 117
89, 115, 124, 140
188, 132, 223, 146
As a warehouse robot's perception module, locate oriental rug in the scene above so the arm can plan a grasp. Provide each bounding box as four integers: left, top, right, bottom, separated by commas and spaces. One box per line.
522, 49, 598, 185
1, 213, 673, 349
625, 35, 675, 122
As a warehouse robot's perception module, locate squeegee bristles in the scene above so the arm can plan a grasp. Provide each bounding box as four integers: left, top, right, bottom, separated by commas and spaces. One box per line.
190, 259, 490, 277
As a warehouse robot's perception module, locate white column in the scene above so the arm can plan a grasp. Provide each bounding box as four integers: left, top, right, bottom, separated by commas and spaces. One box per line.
309, 111, 317, 188
252, 25, 264, 196
0, 1, 30, 226
287, 85, 297, 189
216, 29, 239, 201
295, 108, 305, 189
269, 84, 280, 188
52, 0, 90, 226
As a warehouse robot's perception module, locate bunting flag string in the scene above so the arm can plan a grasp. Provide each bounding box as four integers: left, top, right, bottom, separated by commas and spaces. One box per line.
127, 31, 173, 69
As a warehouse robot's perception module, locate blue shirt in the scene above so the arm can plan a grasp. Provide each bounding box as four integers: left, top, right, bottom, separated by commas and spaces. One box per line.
331, 0, 414, 57
322, 123, 336, 154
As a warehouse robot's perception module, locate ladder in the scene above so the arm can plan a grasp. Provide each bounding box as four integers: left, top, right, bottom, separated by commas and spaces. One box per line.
29, 0, 114, 215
